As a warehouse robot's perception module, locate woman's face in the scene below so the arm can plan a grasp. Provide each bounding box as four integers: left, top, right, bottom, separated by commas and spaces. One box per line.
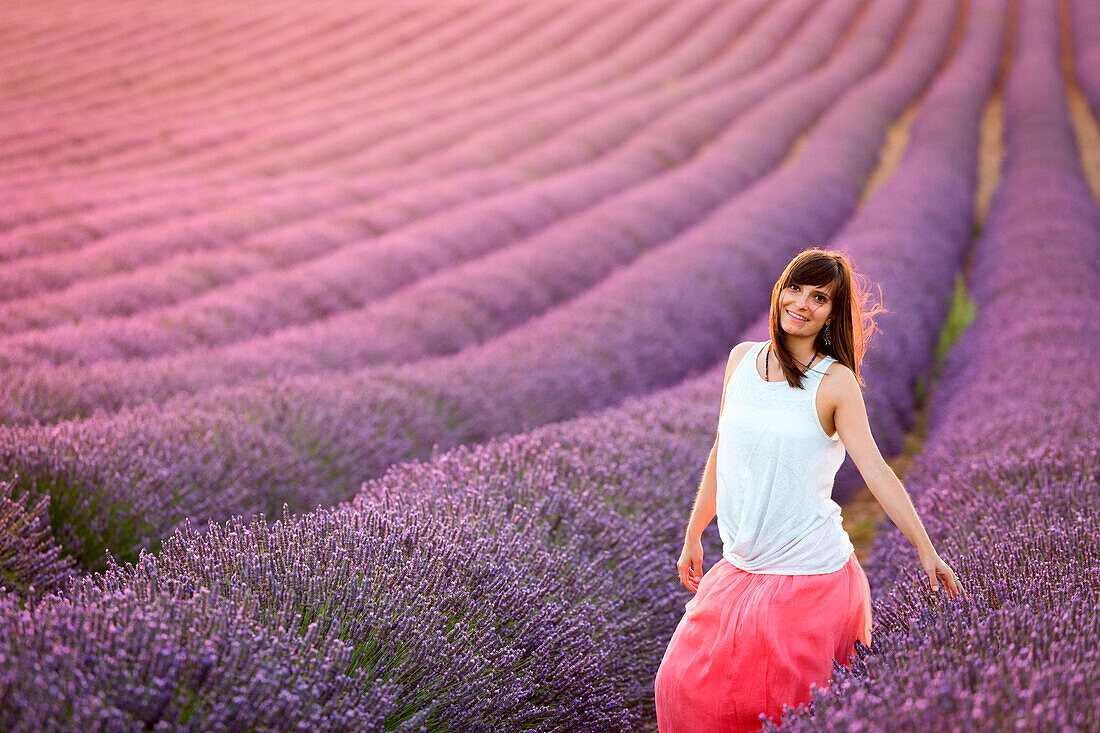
778, 281, 834, 336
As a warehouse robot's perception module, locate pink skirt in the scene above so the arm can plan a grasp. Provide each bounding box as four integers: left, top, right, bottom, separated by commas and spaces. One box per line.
654, 552, 872, 733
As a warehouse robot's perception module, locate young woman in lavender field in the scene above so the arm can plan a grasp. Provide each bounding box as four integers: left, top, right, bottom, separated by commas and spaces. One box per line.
653, 248, 964, 732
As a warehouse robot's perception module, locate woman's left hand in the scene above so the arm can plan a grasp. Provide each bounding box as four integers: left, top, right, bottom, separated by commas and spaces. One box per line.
920, 549, 963, 599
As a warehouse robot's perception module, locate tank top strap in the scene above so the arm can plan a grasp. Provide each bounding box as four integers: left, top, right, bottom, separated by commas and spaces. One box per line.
810, 353, 836, 373
807, 355, 833, 391
804, 354, 834, 383
743, 341, 770, 383
752, 340, 769, 366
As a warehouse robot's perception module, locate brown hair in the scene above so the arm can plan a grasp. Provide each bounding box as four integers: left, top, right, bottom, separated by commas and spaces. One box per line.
768, 248, 885, 389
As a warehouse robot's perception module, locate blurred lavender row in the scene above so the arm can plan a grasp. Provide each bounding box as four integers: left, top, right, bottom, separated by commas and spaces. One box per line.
0, 2, 543, 226
0, 1, 739, 294
0, 0, 840, 364
0, 1, 655, 210
809, 0, 1006, 494
0, 0, 946, 569
0, 0, 867, 418
767, 0, 1100, 729
0, 1, 726, 298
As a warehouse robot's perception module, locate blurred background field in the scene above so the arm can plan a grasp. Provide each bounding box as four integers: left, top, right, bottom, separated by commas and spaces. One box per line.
1, 0, 1098, 730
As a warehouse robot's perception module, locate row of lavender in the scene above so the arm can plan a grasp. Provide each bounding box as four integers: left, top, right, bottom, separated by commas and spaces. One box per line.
1, 2, 586, 229
0, 0, 699, 363
768, 0, 1100, 729
0, 0, 1008, 728
0, 0, 948, 571
0, 1, 761, 313
1, 1, 670, 217
0, 0, 739, 268
0, 0, 855, 368
0, 0, 869, 418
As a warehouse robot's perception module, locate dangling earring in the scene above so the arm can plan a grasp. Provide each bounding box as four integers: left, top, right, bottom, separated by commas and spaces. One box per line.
822, 321, 832, 347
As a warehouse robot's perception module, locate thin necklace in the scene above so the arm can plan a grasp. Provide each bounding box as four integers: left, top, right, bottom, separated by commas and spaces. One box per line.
765, 343, 819, 382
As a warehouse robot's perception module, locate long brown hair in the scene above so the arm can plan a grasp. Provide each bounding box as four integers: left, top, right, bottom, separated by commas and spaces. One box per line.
768, 248, 884, 389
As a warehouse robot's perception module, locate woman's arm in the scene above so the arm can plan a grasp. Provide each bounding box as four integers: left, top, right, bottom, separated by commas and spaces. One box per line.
684, 439, 719, 544
827, 364, 963, 598
678, 342, 753, 592
678, 423, 721, 593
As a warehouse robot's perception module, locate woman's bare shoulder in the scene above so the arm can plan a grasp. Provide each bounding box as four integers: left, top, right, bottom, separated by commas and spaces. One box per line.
728, 340, 758, 363
724, 341, 757, 378
822, 361, 856, 383
820, 362, 861, 406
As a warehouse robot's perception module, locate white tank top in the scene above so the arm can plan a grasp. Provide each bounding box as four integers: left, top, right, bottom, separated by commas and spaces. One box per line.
715, 340, 855, 574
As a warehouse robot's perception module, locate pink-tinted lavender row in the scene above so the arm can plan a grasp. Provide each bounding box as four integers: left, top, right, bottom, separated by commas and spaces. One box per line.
0, 0, 944, 569
0, 2, 500, 220
0, 0, 792, 338
0, 0, 867, 420
0, 1, 635, 190
0, 0, 774, 277
0, 1, 674, 293
767, 1, 1100, 729
0, 0, 695, 249
0, 1, 827, 362
0, 1, 474, 253
0, 1, 678, 297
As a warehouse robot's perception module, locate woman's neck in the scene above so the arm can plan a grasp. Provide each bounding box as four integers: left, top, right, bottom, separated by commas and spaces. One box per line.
775, 335, 820, 366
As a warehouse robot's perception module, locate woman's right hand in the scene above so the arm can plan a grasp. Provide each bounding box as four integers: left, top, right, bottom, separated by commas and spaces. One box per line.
677, 539, 704, 593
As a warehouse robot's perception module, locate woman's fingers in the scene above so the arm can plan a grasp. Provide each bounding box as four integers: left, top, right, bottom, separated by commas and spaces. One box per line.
932, 562, 963, 599
676, 549, 703, 592
941, 561, 963, 599
920, 553, 964, 599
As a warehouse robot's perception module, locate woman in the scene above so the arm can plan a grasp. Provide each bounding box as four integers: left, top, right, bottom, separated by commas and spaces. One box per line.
653, 248, 963, 732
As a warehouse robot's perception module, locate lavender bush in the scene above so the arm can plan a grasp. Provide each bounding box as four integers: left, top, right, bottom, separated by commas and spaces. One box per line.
0, 497, 640, 731
0, 568, 405, 731
0, 478, 74, 601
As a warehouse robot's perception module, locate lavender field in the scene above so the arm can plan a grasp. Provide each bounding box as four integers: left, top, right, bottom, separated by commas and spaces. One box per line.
1, 0, 1098, 730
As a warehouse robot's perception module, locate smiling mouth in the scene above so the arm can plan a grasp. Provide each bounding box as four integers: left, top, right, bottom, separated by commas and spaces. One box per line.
786, 310, 809, 323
